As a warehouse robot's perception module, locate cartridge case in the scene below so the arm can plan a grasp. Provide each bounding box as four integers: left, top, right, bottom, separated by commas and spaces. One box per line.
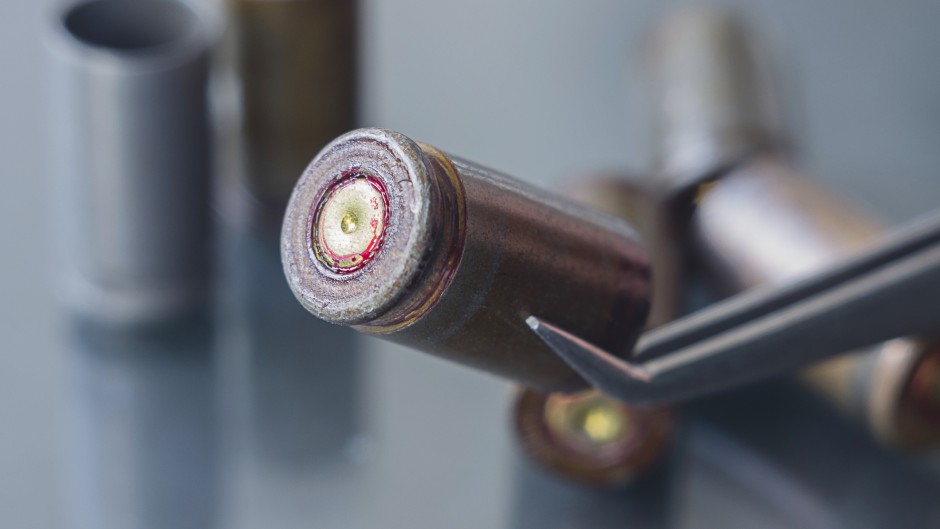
648, 8, 783, 190
647, 8, 940, 448
691, 159, 940, 448
513, 388, 673, 487
282, 129, 651, 392
45, 0, 214, 325
230, 0, 358, 215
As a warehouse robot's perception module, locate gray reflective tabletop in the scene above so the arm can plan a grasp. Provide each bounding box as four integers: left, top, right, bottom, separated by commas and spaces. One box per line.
50, 225, 940, 529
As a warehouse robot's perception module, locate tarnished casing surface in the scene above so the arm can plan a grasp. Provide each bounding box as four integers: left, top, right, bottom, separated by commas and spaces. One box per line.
283, 129, 651, 392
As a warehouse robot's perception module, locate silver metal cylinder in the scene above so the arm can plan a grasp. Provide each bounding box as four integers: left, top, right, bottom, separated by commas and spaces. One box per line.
45, 0, 215, 325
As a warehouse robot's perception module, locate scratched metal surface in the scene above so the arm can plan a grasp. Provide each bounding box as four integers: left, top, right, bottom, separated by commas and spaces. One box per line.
4, 0, 940, 527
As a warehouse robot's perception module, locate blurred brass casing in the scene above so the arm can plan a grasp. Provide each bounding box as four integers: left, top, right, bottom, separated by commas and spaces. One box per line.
513, 388, 673, 487
647, 8, 940, 448
691, 160, 940, 449
282, 129, 651, 392
647, 8, 783, 191
231, 0, 357, 214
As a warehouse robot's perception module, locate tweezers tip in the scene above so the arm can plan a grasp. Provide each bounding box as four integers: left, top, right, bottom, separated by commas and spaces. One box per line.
525, 315, 542, 331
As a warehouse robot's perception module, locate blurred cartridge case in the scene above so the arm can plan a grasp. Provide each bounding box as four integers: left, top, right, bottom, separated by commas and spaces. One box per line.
647, 9, 940, 448
282, 128, 651, 392
648, 7, 783, 190
691, 160, 940, 448
45, 0, 214, 325
231, 0, 357, 215
513, 388, 673, 487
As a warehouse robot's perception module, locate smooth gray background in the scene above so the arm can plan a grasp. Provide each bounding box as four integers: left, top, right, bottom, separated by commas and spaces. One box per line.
4, 1, 940, 528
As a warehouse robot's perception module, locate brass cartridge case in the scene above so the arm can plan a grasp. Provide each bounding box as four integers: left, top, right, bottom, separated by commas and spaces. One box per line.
648, 8, 940, 448
691, 160, 940, 448
231, 0, 357, 214
282, 129, 651, 392
648, 7, 782, 190
513, 388, 673, 487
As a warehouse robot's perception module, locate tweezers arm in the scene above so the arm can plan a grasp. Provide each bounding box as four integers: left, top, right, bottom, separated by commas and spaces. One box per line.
528, 219, 940, 405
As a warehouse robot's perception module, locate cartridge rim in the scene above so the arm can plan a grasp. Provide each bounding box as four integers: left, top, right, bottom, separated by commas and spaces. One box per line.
282, 129, 438, 325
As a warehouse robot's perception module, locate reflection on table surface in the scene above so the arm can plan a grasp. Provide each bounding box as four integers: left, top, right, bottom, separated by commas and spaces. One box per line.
680, 381, 940, 529
63, 315, 218, 529
55, 225, 940, 529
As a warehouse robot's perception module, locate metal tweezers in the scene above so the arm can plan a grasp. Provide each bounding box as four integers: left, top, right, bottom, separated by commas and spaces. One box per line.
528, 208, 940, 405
